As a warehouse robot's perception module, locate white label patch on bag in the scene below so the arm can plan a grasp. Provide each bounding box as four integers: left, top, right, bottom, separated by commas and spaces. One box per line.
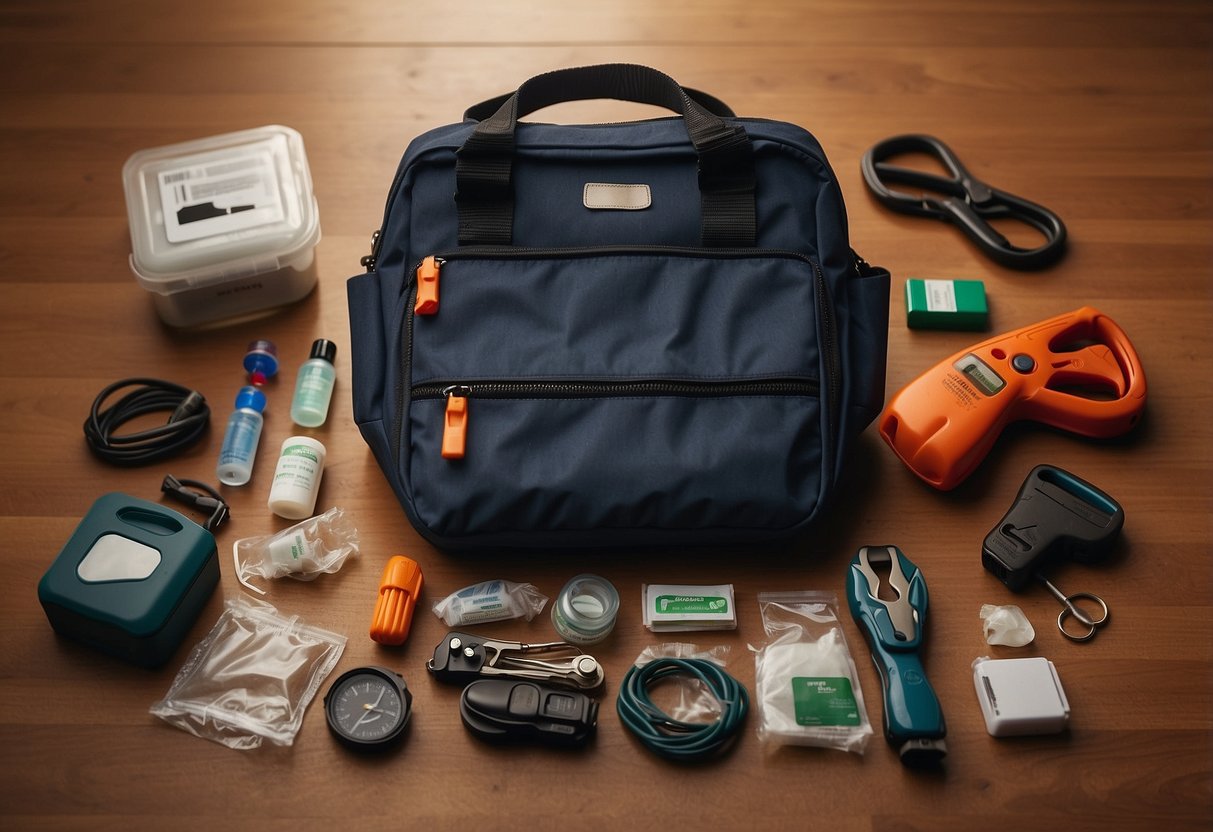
583, 182, 651, 210
157, 150, 285, 243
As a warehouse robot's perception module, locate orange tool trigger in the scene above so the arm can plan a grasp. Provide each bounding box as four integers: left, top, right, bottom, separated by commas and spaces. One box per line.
1045, 343, 1128, 397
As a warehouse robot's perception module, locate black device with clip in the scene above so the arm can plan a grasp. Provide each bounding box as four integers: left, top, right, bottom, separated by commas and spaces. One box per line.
427, 632, 604, 690
459, 679, 598, 746
983, 465, 1124, 641
860, 134, 1066, 270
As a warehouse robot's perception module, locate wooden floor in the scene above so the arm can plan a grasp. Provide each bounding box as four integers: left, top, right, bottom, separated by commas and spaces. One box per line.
2, 1, 1210, 829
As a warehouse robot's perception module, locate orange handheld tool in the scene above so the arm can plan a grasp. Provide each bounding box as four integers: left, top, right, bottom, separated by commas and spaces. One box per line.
370, 555, 424, 645
879, 306, 1146, 490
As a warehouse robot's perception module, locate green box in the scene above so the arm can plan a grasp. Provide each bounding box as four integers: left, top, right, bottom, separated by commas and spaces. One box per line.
905, 278, 989, 330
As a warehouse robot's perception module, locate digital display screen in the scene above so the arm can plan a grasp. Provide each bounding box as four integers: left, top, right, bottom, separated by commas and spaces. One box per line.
953, 353, 1006, 396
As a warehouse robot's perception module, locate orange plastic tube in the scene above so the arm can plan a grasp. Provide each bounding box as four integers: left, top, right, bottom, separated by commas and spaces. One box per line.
369, 555, 424, 645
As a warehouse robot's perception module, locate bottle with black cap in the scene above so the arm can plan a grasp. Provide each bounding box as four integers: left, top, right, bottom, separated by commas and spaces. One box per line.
290, 339, 337, 427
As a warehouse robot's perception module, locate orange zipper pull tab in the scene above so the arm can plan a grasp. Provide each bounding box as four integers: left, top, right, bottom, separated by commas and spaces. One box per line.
414, 255, 443, 315
441, 385, 470, 459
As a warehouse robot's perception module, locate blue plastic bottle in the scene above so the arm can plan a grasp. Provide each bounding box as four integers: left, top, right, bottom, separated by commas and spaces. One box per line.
216, 386, 267, 486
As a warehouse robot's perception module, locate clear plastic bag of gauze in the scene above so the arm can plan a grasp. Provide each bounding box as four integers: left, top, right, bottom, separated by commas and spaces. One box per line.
752, 590, 874, 754
232, 506, 359, 594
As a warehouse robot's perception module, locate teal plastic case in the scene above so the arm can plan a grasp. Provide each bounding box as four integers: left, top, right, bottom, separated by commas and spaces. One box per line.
38, 493, 220, 668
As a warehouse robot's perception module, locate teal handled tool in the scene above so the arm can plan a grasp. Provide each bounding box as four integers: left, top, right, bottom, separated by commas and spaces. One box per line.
847, 545, 947, 766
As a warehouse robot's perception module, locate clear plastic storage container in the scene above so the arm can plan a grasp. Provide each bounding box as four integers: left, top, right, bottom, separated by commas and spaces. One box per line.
123, 125, 321, 327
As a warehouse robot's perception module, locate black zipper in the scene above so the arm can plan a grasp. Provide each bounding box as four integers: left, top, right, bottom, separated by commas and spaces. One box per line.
412, 378, 819, 400
390, 245, 840, 466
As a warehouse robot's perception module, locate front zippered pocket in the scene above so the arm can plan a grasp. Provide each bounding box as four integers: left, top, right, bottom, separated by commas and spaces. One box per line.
406, 379, 824, 538
392, 245, 839, 466
393, 245, 837, 541
412, 377, 821, 461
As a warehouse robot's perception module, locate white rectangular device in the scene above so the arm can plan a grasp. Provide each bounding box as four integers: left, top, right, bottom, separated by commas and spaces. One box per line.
973, 657, 1071, 737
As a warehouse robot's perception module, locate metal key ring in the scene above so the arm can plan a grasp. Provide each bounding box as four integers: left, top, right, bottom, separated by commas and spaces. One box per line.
1057, 592, 1110, 642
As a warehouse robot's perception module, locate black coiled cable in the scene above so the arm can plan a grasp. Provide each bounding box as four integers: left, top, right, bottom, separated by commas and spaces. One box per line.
616, 658, 749, 762
83, 378, 210, 466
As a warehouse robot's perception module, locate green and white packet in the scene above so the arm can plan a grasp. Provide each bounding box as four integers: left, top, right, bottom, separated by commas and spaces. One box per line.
751, 590, 874, 754
642, 583, 736, 631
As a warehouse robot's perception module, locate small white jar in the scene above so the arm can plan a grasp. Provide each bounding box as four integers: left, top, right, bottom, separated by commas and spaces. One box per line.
267, 436, 327, 520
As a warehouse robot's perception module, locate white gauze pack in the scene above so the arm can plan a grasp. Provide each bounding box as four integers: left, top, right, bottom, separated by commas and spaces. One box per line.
752, 590, 874, 754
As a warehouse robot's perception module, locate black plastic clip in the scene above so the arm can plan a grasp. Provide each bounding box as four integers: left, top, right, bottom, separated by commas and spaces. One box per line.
160, 475, 230, 532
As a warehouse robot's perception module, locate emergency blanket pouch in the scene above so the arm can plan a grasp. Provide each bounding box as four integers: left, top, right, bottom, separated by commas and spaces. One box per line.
348, 64, 890, 549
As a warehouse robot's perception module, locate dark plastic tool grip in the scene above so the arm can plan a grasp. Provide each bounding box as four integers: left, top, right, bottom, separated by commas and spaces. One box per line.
459, 679, 598, 746
982, 465, 1125, 591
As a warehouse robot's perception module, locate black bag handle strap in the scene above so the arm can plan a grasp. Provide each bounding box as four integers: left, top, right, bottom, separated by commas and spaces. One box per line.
462, 85, 738, 122
455, 64, 756, 247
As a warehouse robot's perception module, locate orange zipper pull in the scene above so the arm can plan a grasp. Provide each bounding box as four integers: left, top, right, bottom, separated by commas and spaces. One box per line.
414, 255, 443, 315
442, 385, 470, 459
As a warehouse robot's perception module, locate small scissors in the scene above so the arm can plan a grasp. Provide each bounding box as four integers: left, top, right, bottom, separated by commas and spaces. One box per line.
860, 134, 1067, 270
1037, 575, 1109, 642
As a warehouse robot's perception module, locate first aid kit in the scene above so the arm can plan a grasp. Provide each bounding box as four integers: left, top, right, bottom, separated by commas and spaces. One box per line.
347, 63, 891, 549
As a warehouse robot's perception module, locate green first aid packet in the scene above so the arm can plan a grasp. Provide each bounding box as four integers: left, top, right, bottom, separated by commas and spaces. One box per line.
642, 583, 737, 632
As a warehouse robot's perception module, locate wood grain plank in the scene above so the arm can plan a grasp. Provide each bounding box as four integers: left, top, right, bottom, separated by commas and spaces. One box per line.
1, 0, 1211, 47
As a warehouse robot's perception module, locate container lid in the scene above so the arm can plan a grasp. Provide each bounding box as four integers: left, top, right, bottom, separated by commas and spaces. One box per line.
235, 386, 267, 413
123, 125, 321, 294
243, 339, 279, 385
309, 338, 338, 363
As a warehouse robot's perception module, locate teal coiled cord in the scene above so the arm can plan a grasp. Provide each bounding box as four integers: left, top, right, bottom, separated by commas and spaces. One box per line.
615, 658, 749, 762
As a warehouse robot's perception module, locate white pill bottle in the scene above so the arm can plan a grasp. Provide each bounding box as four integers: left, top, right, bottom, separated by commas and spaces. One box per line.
267, 436, 327, 520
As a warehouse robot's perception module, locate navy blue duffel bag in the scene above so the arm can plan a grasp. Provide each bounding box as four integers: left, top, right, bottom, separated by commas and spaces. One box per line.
347, 64, 890, 549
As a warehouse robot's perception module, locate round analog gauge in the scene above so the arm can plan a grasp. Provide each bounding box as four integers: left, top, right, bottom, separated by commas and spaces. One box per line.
324, 666, 412, 750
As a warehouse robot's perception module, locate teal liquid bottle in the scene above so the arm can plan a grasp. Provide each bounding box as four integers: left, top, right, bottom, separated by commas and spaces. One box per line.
290, 339, 337, 427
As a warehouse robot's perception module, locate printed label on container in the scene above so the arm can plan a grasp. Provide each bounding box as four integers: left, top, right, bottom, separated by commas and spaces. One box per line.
272, 445, 321, 489
281, 444, 320, 463
653, 595, 730, 615
791, 677, 862, 726
923, 279, 958, 313
157, 150, 284, 243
